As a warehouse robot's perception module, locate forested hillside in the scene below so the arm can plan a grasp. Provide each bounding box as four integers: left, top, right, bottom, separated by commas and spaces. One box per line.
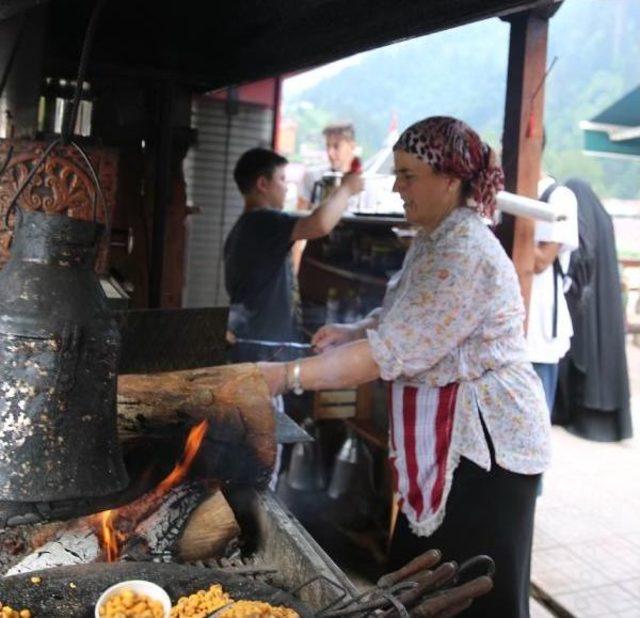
283, 0, 640, 198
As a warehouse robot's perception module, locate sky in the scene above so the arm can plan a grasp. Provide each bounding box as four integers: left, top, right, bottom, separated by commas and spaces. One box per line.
283, 53, 366, 98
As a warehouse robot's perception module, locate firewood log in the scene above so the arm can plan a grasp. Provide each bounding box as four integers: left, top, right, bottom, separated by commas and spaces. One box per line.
117, 363, 277, 485
120, 482, 208, 560
3, 482, 210, 575
4, 526, 101, 575
176, 490, 240, 562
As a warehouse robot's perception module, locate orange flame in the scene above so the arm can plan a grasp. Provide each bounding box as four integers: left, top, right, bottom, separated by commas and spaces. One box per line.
157, 420, 208, 493
99, 509, 124, 562
95, 420, 209, 562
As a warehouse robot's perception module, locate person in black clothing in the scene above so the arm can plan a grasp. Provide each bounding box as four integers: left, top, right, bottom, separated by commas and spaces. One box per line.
553, 178, 632, 442
224, 148, 363, 362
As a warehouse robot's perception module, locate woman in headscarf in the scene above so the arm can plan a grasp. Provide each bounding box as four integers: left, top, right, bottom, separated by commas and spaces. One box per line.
259, 116, 551, 617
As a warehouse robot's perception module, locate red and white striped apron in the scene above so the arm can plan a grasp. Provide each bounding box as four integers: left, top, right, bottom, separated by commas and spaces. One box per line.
388, 381, 459, 536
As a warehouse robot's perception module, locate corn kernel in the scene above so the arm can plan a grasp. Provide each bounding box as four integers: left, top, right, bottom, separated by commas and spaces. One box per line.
100, 589, 163, 618
170, 583, 298, 618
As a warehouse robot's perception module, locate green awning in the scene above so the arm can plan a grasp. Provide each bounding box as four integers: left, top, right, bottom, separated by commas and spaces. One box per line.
580, 86, 640, 160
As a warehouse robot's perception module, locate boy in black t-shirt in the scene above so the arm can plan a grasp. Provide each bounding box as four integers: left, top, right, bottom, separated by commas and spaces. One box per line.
224, 148, 362, 362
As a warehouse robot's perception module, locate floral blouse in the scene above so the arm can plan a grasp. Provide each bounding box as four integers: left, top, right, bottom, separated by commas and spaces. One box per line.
367, 207, 551, 475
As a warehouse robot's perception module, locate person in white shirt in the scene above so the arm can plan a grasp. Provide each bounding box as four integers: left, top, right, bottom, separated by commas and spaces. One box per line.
299, 122, 358, 209
527, 176, 579, 411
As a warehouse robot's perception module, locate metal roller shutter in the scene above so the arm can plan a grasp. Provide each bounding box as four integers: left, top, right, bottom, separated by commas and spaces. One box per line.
183, 96, 273, 307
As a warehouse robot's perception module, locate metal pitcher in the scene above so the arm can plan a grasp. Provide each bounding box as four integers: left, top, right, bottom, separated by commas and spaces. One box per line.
310, 171, 342, 206
0, 207, 128, 501
285, 420, 325, 492
327, 428, 374, 500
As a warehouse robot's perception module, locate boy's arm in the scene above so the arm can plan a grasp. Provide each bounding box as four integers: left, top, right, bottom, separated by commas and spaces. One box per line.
291, 173, 363, 241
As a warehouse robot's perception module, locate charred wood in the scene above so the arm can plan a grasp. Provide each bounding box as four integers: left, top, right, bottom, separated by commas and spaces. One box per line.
122, 481, 207, 560
0, 521, 67, 574
5, 526, 101, 575
117, 363, 276, 486
1, 482, 224, 575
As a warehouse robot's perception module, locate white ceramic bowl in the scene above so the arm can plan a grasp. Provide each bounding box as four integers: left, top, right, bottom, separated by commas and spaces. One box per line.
95, 579, 172, 618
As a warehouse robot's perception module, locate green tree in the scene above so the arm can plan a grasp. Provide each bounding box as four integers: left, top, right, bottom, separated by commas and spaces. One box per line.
284, 0, 640, 199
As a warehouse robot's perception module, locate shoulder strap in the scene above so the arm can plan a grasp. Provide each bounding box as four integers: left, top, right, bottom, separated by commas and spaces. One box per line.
552, 258, 564, 339
540, 181, 560, 204
541, 180, 562, 339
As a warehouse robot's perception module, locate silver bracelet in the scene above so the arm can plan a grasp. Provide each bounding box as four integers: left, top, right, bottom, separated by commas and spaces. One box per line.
283, 363, 291, 393
291, 361, 304, 396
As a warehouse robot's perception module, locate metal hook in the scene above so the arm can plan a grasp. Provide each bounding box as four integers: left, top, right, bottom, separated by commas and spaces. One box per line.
0, 145, 13, 178
70, 139, 110, 233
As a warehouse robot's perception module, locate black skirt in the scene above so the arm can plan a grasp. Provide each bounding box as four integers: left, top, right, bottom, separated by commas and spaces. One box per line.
388, 456, 541, 617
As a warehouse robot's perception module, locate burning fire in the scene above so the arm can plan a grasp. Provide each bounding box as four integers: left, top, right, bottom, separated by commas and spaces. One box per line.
99, 509, 125, 563
157, 420, 209, 493
96, 420, 209, 562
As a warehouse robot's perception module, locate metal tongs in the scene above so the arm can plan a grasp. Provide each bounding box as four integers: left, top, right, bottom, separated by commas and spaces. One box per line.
232, 337, 315, 362
317, 549, 495, 617
205, 552, 494, 617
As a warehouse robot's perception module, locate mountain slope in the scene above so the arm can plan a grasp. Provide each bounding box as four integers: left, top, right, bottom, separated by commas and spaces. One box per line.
284, 0, 640, 199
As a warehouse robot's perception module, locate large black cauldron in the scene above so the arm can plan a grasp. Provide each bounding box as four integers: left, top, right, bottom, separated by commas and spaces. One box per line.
0, 207, 128, 501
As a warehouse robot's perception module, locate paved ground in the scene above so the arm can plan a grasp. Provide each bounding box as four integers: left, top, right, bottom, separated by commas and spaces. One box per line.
531, 340, 640, 617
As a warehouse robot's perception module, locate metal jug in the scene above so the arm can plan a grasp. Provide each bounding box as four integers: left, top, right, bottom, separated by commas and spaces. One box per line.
327, 428, 374, 500
285, 420, 325, 492
310, 171, 342, 206
0, 206, 129, 501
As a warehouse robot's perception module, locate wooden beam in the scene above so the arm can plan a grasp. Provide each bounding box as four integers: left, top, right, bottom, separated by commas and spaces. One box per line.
499, 11, 549, 327
39, 0, 561, 91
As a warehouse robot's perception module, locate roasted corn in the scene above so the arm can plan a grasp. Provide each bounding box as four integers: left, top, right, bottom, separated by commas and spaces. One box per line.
0, 604, 32, 618
170, 584, 298, 618
98, 587, 164, 618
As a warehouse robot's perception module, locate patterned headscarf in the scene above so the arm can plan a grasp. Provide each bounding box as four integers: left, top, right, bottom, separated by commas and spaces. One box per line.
393, 116, 504, 218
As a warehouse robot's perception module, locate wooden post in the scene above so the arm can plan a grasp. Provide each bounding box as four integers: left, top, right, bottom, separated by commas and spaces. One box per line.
148, 83, 193, 309
271, 75, 283, 151
499, 11, 550, 328
160, 129, 193, 308
149, 80, 175, 308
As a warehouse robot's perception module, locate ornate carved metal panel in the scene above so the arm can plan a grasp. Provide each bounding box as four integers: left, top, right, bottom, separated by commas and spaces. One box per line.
0, 139, 118, 271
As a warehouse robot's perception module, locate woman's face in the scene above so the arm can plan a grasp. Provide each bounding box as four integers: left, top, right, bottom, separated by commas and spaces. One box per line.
392, 150, 461, 231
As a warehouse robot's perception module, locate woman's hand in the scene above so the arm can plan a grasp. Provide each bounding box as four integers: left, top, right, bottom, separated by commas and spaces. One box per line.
312, 323, 361, 352
257, 362, 287, 397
